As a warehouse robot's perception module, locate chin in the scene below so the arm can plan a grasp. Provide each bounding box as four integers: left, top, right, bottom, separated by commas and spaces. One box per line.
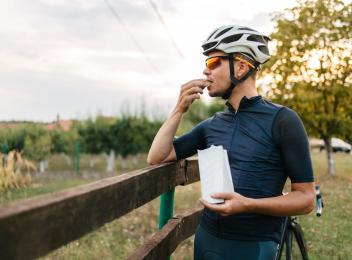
208, 90, 222, 98
208, 86, 225, 98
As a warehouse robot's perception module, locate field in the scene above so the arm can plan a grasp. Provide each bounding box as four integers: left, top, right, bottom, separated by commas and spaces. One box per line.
1, 151, 351, 259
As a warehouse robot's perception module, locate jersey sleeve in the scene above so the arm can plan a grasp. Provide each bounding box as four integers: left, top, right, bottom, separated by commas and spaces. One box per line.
172, 119, 209, 160
272, 107, 314, 183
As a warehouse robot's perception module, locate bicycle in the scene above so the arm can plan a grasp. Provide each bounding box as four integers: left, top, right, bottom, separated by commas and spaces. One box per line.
274, 185, 324, 260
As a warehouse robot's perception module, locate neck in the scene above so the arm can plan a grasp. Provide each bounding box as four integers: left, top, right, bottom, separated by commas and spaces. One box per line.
227, 79, 258, 110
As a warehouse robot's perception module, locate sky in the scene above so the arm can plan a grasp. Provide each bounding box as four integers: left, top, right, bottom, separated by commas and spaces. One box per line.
0, 0, 300, 122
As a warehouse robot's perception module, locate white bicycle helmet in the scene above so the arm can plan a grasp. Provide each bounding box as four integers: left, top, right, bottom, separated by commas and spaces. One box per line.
202, 25, 270, 64
202, 25, 270, 99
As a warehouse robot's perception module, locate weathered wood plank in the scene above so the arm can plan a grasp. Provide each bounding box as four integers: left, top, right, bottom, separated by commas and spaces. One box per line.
128, 205, 204, 260
0, 160, 189, 260
181, 157, 200, 186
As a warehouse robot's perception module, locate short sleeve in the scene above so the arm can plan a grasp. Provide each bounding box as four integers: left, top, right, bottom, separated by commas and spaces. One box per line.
173, 119, 209, 160
272, 107, 314, 183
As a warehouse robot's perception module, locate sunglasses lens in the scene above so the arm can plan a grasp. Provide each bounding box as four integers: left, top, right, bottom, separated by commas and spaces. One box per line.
206, 57, 221, 70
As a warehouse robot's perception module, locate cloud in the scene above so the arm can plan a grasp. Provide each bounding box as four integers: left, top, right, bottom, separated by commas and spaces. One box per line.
0, 0, 300, 121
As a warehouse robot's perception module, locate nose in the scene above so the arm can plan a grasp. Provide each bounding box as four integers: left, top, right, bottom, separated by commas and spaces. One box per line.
203, 66, 210, 76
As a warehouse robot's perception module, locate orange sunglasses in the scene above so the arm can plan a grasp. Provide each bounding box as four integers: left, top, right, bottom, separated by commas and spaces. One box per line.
205, 56, 256, 70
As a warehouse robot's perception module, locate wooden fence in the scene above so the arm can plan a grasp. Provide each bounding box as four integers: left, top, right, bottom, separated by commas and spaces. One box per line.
0, 158, 203, 259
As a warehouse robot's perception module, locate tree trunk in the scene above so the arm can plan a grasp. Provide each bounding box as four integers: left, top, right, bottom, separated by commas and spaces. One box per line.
323, 138, 336, 176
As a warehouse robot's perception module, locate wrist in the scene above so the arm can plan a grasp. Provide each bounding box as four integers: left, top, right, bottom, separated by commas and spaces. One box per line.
171, 107, 184, 116
244, 197, 256, 213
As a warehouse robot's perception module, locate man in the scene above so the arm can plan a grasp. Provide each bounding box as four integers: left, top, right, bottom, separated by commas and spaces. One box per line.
147, 25, 315, 259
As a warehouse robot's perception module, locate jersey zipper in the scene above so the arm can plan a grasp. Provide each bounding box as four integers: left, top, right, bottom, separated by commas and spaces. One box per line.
229, 108, 239, 153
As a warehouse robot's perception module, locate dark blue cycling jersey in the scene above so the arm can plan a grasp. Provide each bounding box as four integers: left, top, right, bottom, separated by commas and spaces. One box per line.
173, 95, 314, 243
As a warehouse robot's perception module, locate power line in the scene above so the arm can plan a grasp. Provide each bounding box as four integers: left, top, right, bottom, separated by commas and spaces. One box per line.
103, 0, 162, 75
147, 0, 185, 60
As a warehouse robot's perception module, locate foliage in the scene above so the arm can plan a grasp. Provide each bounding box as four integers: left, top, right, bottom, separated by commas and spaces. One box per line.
0, 127, 26, 151
50, 125, 79, 156
178, 99, 226, 134
23, 125, 52, 161
77, 116, 115, 155
183, 99, 225, 125
77, 115, 163, 157
264, 0, 352, 140
262, 0, 352, 174
109, 116, 162, 157
0, 100, 224, 159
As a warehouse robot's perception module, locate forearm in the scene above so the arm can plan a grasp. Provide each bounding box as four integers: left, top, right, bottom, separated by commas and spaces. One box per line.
147, 79, 206, 164
247, 188, 315, 216
147, 108, 183, 164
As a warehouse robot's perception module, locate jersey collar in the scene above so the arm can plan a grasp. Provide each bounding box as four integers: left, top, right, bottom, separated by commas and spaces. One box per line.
225, 95, 262, 112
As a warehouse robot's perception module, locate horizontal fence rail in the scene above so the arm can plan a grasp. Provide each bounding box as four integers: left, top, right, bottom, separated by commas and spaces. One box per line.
128, 204, 204, 260
0, 158, 200, 260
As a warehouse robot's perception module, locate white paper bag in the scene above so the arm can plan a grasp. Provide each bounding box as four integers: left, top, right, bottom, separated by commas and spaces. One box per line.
197, 145, 234, 204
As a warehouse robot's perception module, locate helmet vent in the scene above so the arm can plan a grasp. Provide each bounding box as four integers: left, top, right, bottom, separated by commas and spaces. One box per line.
222, 34, 242, 44
258, 45, 270, 55
247, 35, 267, 44
246, 50, 256, 60
202, 41, 218, 51
214, 27, 232, 39
238, 27, 256, 32
206, 30, 218, 40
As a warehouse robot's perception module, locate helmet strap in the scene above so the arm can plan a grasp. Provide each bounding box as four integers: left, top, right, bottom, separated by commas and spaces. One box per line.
221, 53, 257, 100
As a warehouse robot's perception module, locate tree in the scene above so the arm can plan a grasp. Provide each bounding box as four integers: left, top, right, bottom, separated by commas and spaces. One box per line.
78, 116, 115, 154
23, 125, 52, 172
50, 128, 79, 155
0, 127, 26, 152
110, 116, 162, 157
262, 0, 352, 175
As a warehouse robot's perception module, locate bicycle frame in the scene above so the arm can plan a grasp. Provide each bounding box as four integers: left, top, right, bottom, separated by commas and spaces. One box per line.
274, 216, 309, 260
275, 185, 323, 260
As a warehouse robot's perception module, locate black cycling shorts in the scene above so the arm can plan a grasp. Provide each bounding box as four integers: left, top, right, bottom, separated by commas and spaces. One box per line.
194, 224, 278, 260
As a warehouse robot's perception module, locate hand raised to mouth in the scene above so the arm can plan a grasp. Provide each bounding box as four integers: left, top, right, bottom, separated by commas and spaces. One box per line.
174, 79, 207, 114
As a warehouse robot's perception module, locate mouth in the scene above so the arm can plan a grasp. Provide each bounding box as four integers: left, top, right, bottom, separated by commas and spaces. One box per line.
205, 79, 213, 87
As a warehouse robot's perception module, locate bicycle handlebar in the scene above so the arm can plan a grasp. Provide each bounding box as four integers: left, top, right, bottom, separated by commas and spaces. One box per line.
315, 185, 324, 217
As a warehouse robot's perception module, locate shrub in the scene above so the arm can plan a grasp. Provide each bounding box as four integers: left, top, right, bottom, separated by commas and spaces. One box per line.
0, 151, 37, 192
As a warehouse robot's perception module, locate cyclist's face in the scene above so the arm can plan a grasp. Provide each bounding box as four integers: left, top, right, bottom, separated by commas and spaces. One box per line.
203, 51, 231, 97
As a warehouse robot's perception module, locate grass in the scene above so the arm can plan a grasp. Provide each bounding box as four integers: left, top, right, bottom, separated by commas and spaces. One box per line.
37, 180, 201, 260
0, 153, 148, 204
44, 153, 148, 173
299, 151, 352, 260
0, 179, 91, 204
1, 151, 351, 259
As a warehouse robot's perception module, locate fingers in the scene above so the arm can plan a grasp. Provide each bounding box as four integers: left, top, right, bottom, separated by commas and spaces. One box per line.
180, 79, 207, 99
200, 192, 247, 216
211, 192, 234, 200
184, 86, 204, 96
184, 93, 201, 105
180, 79, 207, 93
175, 79, 207, 113
199, 198, 229, 216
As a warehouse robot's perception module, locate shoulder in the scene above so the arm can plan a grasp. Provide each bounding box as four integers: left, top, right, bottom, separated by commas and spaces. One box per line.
192, 116, 213, 132
199, 116, 214, 126
262, 99, 285, 111
272, 106, 306, 144
274, 106, 302, 126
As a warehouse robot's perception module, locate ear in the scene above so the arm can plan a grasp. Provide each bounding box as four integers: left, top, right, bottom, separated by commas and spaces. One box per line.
235, 60, 249, 79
